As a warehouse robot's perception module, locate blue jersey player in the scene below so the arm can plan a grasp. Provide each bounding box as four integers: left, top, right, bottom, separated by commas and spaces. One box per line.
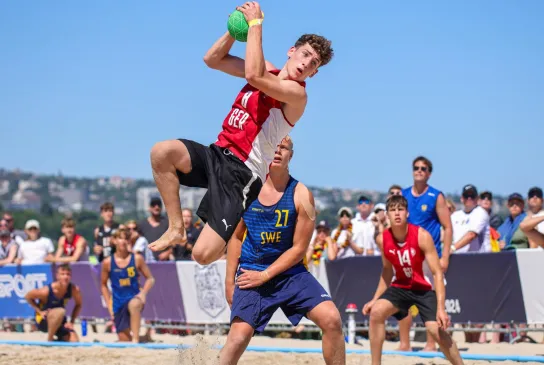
101, 228, 155, 343
400, 156, 452, 352
25, 264, 82, 342
220, 137, 345, 365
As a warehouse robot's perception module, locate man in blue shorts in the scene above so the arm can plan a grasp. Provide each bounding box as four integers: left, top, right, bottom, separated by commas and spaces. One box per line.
101, 228, 155, 343
221, 136, 345, 365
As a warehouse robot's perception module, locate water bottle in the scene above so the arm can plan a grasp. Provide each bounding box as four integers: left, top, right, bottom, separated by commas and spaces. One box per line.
81, 319, 87, 337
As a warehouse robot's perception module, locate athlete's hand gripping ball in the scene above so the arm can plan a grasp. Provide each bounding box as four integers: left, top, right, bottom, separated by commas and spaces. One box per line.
236, 1, 263, 23
228, 2, 264, 42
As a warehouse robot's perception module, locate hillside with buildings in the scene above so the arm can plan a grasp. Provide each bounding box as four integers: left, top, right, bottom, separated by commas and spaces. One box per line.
0, 168, 510, 230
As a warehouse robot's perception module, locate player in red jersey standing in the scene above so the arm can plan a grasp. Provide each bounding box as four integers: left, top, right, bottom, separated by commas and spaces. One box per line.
363, 195, 463, 365
148, 2, 333, 265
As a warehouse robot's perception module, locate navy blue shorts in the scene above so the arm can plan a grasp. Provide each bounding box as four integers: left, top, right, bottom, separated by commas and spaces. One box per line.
114, 298, 144, 333
36, 317, 73, 341
230, 271, 331, 333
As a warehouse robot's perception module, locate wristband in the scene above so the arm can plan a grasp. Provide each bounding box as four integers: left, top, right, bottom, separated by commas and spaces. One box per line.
450, 245, 457, 253
260, 270, 270, 281
248, 18, 263, 27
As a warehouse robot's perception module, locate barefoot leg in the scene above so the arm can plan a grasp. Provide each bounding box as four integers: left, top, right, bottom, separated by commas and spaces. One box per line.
148, 140, 193, 251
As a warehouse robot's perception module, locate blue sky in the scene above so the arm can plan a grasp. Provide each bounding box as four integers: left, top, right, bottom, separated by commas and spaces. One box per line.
1, 1, 543, 196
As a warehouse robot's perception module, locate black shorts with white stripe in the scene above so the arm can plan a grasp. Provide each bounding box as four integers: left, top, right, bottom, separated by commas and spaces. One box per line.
176, 139, 263, 243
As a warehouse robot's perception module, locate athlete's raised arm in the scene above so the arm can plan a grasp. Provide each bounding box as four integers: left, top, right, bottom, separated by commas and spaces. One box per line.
237, 3, 307, 106
203, 31, 276, 78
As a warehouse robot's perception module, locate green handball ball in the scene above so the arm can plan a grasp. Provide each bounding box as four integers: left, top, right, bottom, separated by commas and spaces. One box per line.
228, 10, 249, 42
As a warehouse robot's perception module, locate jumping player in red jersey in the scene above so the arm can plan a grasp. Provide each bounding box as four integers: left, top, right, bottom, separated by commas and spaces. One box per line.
363, 195, 463, 365
148, 1, 334, 265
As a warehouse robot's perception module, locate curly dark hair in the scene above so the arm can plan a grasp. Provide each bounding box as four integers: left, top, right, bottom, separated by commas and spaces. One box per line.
294, 34, 334, 67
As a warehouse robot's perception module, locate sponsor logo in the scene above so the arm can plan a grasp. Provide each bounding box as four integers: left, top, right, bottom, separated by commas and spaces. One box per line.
194, 264, 226, 318
445, 298, 461, 314
0, 273, 48, 303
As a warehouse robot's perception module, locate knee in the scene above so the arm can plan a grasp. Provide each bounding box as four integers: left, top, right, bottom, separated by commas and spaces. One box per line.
369, 307, 389, 324
320, 309, 343, 334
228, 330, 252, 348
426, 324, 448, 344
191, 245, 215, 266
150, 140, 179, 165
150, 141, 169, 162
128, 298, 144, 313
48, 307, 66, 320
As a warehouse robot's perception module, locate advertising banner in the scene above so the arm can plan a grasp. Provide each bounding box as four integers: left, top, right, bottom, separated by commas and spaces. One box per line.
325, 253, 527, 324
0, 264, 53, 318
516, 249, 544, 324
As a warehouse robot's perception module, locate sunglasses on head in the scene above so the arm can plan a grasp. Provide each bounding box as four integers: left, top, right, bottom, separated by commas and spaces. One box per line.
413, 166, 428, 172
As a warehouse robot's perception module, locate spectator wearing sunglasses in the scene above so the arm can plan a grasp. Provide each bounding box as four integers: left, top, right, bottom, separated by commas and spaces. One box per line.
138, 197, 171, 261
2, 212, 26, 244
498, 193, 528, 250
478, 191, 503, 230
0, 219, 18, 266
387, 185, 403, 198
402, 156, 452, 271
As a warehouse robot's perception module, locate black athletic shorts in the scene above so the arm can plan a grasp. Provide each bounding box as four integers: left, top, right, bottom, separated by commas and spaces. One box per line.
380, 286, 438, 323
176, 139, 263, 242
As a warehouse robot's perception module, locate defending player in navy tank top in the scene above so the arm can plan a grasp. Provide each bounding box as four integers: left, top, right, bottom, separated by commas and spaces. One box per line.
110, 253, 140, 314
402, 185, 443, 257
239, 176, 306, 276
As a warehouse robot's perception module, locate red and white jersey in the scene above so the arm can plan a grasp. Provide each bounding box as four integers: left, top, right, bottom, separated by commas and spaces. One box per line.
382, 224, 433, 291
215, 70, 304, 183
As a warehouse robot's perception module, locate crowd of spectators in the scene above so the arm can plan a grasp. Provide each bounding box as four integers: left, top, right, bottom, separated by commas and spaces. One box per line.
1, 157, 544, 345
0, 198, 208, 267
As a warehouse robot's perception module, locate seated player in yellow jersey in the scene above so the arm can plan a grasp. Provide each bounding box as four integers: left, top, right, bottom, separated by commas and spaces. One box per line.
25, 264, 82, 342
221, 136, 345, 365
101, 228, 155, 343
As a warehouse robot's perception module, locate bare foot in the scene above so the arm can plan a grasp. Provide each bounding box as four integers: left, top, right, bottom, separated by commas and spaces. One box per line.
396, 345, 411, 351
148, 228, 187, 252
422, 346, 437, 352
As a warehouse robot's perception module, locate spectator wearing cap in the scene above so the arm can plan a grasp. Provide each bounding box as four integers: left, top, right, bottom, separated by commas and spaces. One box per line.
497, 193, 528, 250
306, 220, 332, 270
351, 195, 377, 256
520, 187, 544, 248
16, 220, 55, 265
0, 219, 18, 266
370, 203, 387, 255
328, 207, 364, 260
451, 184, 491, 253
478, 191, 503, 229
139, 197, 171, 261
